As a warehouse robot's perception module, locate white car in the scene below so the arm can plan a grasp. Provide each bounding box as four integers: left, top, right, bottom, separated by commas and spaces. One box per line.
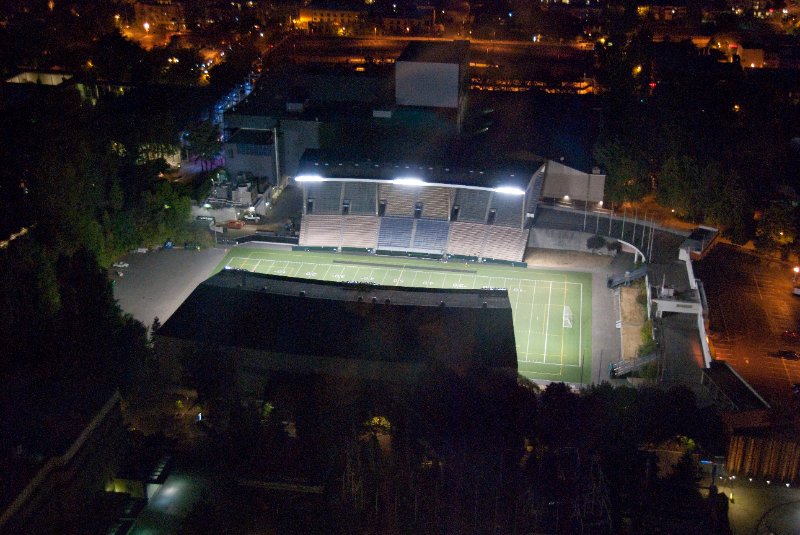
112, 261, 129, 269
244, 214, 260, 222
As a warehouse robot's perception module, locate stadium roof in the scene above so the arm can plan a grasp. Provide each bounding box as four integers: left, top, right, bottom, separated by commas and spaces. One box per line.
158, 271, 517, 369
295, 148, 543, 191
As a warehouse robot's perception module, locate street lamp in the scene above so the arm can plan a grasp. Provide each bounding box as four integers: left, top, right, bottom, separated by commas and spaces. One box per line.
793, 266, 799, 284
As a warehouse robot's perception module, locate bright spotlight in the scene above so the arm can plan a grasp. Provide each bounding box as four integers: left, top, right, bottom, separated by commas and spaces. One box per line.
495, 186, 525, 196
393, 177, 424, 186
295, 174, 325, 182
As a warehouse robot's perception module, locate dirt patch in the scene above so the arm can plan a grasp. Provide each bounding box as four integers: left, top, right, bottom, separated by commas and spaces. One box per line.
620, 284, 646, 360
525, 249, 614, 271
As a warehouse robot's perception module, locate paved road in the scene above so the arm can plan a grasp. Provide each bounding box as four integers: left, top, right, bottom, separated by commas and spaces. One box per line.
695, 244, 800, 407
113, 247, 227, 329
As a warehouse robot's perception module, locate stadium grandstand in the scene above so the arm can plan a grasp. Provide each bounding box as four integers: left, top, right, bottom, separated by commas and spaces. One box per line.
295, 149, 547, 263
156, 270, 518, 394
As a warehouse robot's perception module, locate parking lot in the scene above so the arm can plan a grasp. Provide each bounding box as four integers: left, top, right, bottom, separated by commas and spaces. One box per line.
112, 247, 226, 329
696, 244, 800, 407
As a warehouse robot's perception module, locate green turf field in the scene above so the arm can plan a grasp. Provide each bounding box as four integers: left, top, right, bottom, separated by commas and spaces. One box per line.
216, 248, 592, 383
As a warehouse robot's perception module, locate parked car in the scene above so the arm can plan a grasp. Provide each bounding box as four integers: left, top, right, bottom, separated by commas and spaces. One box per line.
782, 330, 800, 343
227, 220, 245, 229
770, 350, 800, 360
112, 261, 129, 269
244, 213, 260, 222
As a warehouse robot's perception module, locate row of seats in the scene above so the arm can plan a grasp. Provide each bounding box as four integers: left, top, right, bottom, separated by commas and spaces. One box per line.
483, 226, 528, 262
491, 194, 525, 228
453, 189, 491, 222
343, 182, 378, 215
379, 184, 418, 216
302, 214, 342, 247
447, 222, 486, 257
303, 183, 522, 225
420, 187, 452, 220
341, 215, 380, 249
413, 219, 449, 250
300, 215, 528, 261
377, 217, 414, 248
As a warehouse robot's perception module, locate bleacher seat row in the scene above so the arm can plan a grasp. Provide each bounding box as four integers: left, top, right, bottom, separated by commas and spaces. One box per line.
303, 183, 522, 226
300, 214, 528, 262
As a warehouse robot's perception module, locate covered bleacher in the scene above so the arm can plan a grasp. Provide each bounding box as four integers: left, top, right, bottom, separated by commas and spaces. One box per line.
454, 190, 491, 223
295, 150, 548, 263
342, 182, 377, 215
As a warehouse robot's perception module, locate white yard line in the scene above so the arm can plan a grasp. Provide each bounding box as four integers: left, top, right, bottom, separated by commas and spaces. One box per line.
543, 281, 553, 362
579, 282, 583, 367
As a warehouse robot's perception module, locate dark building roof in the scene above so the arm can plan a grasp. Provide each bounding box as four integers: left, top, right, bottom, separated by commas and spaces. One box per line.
397, 41, 469, 65
705, 361, 770, 411
296, 148, 542, 190
225, 128, 273, 145
158, 271, 517, 369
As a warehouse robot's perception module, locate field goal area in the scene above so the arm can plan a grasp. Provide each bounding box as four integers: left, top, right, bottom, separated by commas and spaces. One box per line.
217, 248, 593, 384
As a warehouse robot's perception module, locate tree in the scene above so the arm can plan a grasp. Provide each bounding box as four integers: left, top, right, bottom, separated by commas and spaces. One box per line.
656, 155, 701, 220
587, 235, 607, 252
756, 203, 796, 255
185, 120, 222, 171
593, 139, 649, 202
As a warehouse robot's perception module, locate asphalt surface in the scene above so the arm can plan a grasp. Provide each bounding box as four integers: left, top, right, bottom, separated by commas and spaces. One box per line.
112, 247, 227, 329
695, 244, 800, 407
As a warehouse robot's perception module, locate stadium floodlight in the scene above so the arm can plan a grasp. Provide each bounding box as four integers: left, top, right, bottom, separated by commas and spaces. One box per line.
295, 174, 325, 182
393, 177, 424, 186
495, 186, 525, 195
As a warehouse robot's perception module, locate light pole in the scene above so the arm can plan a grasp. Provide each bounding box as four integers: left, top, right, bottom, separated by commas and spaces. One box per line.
793, 266, 799, 284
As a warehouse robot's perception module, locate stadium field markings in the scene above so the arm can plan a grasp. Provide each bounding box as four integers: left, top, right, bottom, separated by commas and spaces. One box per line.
219, 249, 591, 382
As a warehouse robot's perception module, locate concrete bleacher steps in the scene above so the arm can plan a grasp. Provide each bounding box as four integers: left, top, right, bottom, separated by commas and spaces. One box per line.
341, 216, 379, 249
447, 221, 486, 258
300, 214, 342, 247
301, 213, 526, 262
491, 193, 525, 228
306, 182, 343, 214
421, 187, 451, 220
454, 190, 491, 222
482, 226, 528, 262
343, 182, 378, 215
378, 217, 414, 248
379, 184, 418, 216
411, 219, 450, 251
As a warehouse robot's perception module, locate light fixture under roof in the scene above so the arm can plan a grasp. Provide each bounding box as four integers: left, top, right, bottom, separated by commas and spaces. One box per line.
393, 177, 424, 186
495, 186, 525, 195
295, 174, 325, 182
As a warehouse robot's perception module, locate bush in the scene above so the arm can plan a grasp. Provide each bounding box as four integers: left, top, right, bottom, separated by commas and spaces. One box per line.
587, 235, 606, 251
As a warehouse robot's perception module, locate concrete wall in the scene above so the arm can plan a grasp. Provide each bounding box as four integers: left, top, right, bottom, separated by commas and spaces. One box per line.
224, 146, 275, 183
528, 228, 616, 255
542, 161, 605, 203
281, 119, 321, 180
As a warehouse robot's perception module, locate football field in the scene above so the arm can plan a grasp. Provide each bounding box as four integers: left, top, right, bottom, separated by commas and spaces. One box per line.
217, 247, 593, 383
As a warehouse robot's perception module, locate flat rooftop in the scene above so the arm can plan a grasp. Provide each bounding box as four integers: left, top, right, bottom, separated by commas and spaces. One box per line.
158, 271, 518, 368
296, 148, 541, 190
